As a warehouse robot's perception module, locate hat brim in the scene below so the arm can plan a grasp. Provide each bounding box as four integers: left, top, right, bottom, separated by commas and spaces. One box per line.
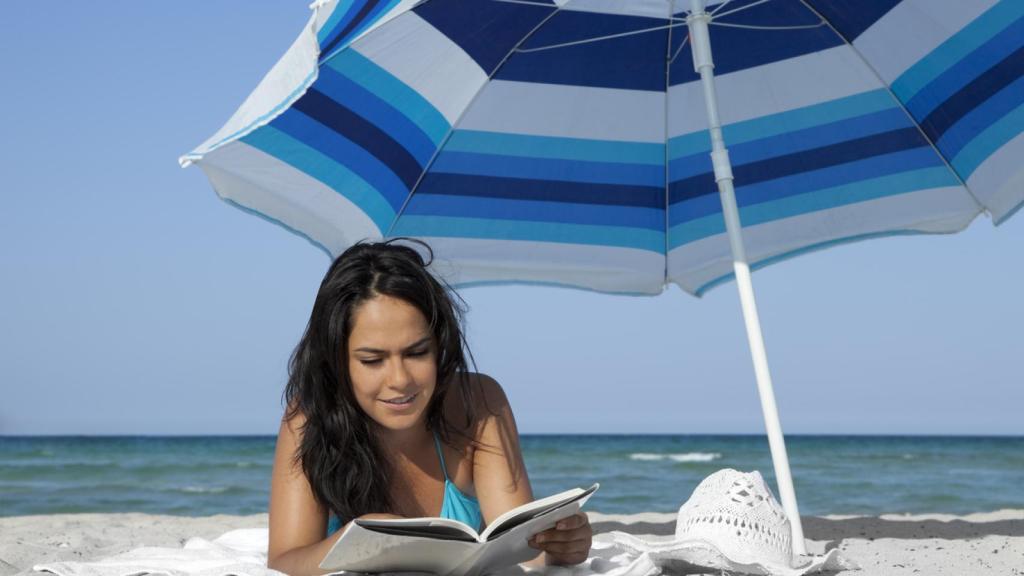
595, 532, 857, 576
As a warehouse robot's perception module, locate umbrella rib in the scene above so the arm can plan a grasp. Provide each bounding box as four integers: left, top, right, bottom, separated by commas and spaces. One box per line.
513, 23, 683, 54
491, 0, 562, 6
709, 0, 735, 17
384, 3, 565, 238
664, 0, 675, 289
668, 34, 690, 66
795, 0, 986, 216
710, 21, 827, 31
710, 0, 773, 20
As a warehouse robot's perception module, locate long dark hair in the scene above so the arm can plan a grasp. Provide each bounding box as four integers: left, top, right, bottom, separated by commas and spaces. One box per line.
283, 238, 477, 521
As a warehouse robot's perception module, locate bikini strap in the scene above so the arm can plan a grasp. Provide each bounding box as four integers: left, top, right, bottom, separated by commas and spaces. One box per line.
432, 431, 451, 482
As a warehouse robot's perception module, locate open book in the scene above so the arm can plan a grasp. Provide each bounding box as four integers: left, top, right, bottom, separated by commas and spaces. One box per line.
319, 483, 599, 576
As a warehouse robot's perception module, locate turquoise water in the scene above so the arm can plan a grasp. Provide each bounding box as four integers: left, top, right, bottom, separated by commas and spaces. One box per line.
1, 435, 1021, 517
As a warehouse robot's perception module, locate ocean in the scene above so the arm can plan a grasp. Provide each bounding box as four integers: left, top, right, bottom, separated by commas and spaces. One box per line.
1, 435, 1021, 517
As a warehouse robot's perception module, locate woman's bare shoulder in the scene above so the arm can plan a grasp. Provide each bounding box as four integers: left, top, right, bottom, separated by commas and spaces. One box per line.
440, 372, 511, 440
446, 371, 509, 412
467, 372, 509, 405
281, 401, 309, 436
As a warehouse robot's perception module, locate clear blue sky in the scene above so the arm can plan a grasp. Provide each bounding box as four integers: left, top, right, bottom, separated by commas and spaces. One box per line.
1, 2, 1021, 436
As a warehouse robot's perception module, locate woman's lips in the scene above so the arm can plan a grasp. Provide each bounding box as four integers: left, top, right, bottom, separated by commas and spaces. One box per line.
380, 393, 418, 410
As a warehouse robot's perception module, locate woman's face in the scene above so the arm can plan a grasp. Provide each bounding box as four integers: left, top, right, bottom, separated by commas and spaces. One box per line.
346, 294, 437, 431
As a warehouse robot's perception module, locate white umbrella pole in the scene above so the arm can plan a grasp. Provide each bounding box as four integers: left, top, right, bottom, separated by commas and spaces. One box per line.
685, 0, 807, 554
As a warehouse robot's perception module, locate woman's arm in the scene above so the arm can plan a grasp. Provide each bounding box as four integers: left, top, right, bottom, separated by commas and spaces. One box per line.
469, 375, 592, 567
266, 412, 340, 576
267, 409, 406, 576
470, 375, 534, 521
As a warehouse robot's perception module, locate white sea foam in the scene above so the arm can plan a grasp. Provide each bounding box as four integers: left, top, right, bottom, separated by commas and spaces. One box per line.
179, 485, 230, 494
630, 452, 722, 463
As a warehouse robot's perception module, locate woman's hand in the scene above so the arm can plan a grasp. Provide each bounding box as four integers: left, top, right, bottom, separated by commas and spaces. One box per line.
528, 512, 592, 566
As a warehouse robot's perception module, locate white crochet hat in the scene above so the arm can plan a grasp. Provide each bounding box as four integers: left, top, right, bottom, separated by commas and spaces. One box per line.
603, 469, 857, 575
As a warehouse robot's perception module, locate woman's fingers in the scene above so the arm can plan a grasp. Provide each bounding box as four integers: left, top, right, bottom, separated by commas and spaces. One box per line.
555, 512, 588, 530
533, 525, 590, 544
532, 512, 589, 540
533, 512, 591, 543
527, 512, 593, 565
543, 546, 590, 566
537, 539, 591, 555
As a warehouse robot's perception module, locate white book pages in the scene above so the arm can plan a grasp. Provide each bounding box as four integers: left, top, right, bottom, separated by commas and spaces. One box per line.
319, 484, 599, 575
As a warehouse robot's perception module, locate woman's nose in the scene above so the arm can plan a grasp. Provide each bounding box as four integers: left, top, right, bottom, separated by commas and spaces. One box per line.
387, 357, 413, 387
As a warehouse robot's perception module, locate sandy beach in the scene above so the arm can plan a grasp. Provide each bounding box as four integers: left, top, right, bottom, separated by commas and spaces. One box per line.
2, 509, 1022, 576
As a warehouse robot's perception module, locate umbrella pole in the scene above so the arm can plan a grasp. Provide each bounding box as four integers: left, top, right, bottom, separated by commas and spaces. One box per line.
685, 0, 807, 555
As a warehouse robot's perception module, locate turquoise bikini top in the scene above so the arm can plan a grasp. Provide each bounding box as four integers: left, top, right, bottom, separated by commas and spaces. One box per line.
326, 432, 483, 536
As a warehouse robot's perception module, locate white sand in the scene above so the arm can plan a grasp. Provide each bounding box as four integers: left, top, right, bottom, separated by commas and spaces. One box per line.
0, 514, 268, 576
2, 510, 1022, 576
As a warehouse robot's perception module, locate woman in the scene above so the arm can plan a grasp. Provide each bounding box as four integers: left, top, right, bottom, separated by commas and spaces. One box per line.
267, 240, 592, 575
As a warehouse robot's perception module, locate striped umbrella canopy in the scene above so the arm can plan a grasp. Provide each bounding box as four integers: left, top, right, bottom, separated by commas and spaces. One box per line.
182, 0, 1023, 296
181, 0, 1024, 554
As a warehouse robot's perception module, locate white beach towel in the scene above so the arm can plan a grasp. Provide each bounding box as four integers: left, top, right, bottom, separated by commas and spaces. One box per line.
31, 526, 842, 576
32, 529, 281, 576
29, 528, 662, 576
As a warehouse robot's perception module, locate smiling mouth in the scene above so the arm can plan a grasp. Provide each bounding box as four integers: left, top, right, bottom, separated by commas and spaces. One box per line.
381, 393, 418, 405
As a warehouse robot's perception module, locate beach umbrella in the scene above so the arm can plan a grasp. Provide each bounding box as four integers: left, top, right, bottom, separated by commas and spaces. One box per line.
181, 0, 1024, 553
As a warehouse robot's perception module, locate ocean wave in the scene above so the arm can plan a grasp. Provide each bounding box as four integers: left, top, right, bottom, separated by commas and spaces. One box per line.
0, 460, 116, 468
630, 452, 722, 463
176, 485, 233, 494
233, 461, 271, 468
0, 449, 57, 460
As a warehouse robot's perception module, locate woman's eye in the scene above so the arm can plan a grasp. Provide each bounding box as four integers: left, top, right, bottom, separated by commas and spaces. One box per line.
408, 349, 429, 357
359, 358, 382, 365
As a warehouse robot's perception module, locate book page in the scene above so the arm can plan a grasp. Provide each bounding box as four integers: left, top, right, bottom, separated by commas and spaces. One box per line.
319, 522, 478, 574
354, 516, 480, 541
319, 484, 599, 576
467, 496, 593, 576
480, 484, 599, 541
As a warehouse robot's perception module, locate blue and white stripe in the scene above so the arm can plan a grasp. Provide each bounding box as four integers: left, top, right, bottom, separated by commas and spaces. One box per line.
184, 0, 1024, 295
